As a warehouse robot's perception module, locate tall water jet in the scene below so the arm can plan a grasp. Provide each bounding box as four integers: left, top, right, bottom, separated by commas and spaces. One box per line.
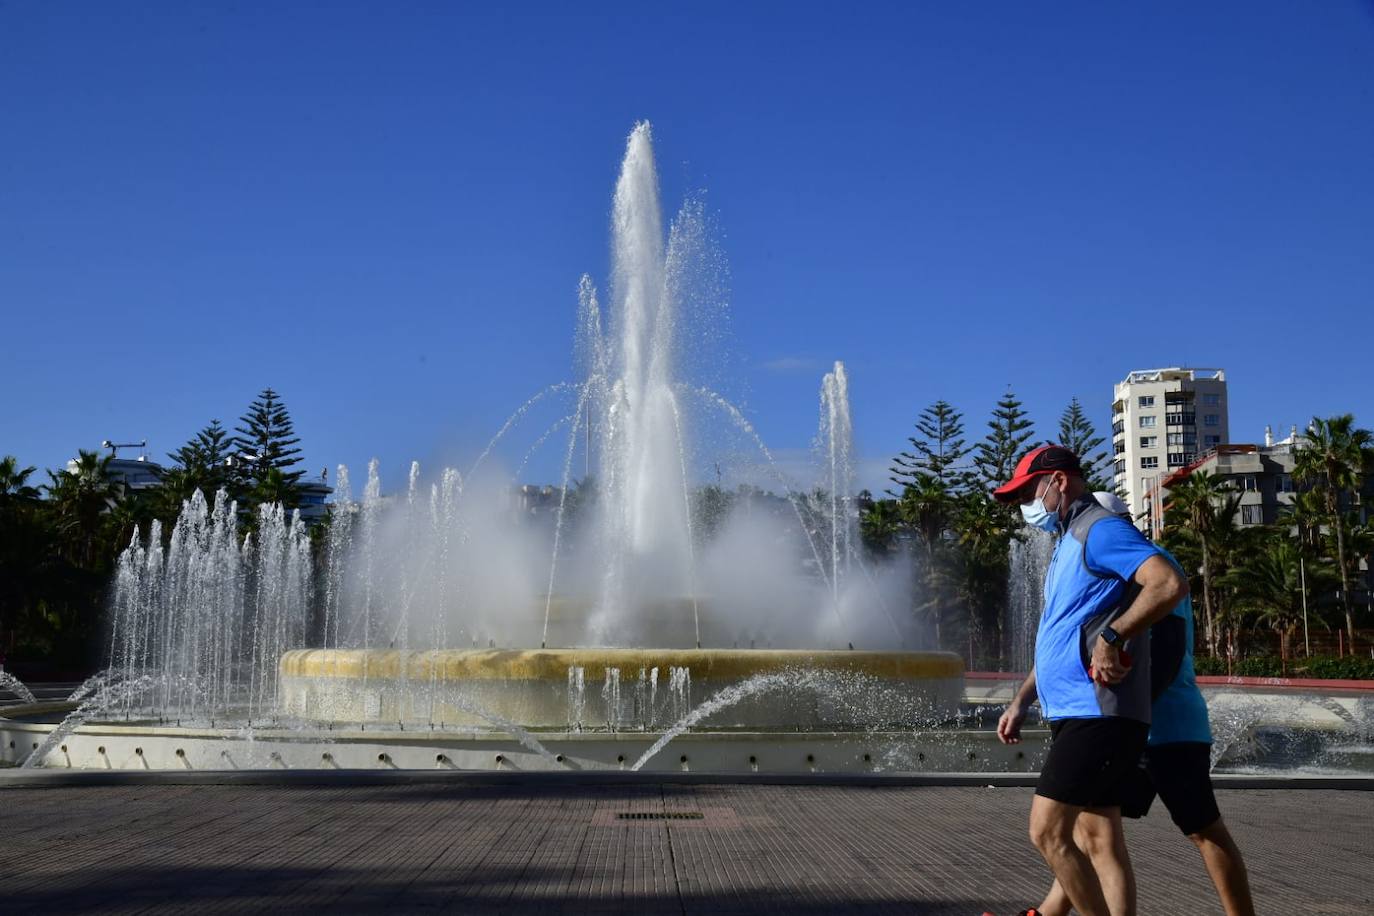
819, 361, 856, 603
593, 122, 693, 632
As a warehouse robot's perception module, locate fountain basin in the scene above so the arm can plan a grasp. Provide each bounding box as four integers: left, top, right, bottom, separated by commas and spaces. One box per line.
279, 648, 964, 730
1, 712, 1033, 773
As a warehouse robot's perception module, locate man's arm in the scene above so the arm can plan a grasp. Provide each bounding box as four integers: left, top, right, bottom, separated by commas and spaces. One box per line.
1091, 554, 1189, 685
997, 666, 1038, 744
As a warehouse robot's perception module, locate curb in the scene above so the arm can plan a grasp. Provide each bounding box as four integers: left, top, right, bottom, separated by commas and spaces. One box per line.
1, 767, 1370, 791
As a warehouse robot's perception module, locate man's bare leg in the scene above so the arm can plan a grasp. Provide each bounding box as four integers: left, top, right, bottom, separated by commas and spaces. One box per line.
1189, 818, 1255, 916
1036, 808, 1133, 916
1028, 795, 1114, 916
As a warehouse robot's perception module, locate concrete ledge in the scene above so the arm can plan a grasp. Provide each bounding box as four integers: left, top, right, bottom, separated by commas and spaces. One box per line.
2, 766, 1370, 791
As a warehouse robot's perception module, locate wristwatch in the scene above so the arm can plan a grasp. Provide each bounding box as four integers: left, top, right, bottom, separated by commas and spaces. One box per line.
1100, 626, 1124, 648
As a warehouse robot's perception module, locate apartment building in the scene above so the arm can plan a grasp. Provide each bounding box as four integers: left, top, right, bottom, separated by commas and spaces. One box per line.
1111, 367, 1229, 522
1141, 431, 1297, 538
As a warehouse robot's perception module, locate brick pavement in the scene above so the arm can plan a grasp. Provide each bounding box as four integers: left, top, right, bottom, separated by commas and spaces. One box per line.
0, 782, 1368, 914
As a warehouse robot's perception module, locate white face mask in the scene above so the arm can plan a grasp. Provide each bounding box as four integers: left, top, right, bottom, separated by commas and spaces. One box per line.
1020, 476, 1062, 532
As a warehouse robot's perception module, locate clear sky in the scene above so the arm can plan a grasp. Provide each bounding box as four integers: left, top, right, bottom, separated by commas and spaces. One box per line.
3, 2, 1373, 495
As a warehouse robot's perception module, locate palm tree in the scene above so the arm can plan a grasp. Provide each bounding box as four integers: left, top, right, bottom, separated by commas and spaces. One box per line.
0, 456, 40, 505
1220, 535, 1334, 663
898, 474, 957, 641
953, 491, 1016, 665
1165, 470, 1239, 655
0, 456, 44, 651
858, 496, 902, 558
45, 450, 122, 569
1293, 414, 1374, 647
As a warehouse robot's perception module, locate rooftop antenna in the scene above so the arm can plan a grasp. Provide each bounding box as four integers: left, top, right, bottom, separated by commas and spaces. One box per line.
101, 439, 147, 460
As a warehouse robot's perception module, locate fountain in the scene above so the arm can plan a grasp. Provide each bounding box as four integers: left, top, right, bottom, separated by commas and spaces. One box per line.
6, 124, 1364, 777
0, 122, 982, 774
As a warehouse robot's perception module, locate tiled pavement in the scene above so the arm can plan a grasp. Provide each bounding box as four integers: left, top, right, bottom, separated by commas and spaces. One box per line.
0, 782, 1368, 914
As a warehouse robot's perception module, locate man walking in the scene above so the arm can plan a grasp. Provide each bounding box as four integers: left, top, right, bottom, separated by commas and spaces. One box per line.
991, 446, 1189, 916
999, 491, 1255, 916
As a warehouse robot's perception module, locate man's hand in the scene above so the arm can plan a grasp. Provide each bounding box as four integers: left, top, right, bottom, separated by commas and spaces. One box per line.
1090, 637, 1130, 685
997, 702, 1027, 744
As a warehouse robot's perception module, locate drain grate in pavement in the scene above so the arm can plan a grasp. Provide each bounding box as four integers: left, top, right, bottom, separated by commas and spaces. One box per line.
615, 811, 705, 821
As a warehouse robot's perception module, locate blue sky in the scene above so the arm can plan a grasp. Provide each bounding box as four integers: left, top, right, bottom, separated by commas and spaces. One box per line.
3, 2, 1373, 495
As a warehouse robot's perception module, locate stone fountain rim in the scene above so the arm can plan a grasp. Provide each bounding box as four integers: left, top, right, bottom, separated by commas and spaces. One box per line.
279, 648, 964, 681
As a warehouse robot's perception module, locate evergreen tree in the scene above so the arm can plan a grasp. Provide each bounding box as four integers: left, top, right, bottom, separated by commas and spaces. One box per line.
163, 420, 233, 504
889, 400, 969, 494
231, 388, 304, 510
1057, 397, 1112, 492
168, 419, 232, 475
973, 388, 1036, 490
232, 388, 304, 484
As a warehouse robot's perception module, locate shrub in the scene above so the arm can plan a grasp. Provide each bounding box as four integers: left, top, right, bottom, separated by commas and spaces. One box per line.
1192, 655, 1374, 680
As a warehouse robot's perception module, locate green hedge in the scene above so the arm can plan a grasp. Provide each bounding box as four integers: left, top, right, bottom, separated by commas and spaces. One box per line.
1193, 655, 1374, 680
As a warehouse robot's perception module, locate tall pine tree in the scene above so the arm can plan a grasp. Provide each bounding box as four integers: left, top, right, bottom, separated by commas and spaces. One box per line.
232, 388, 305, 499
889, 400, 969, 494
155, 420, 235, 517
1056, 397, 1113, 492
973, 388, 1036, 490
168, 420, 232, 477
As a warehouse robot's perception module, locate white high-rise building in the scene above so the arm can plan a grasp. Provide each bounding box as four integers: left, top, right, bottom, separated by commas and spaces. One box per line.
1110, 368, 1229, 525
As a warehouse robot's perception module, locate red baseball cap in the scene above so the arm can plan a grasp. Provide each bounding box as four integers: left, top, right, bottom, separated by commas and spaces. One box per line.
992, 444, 1083, 502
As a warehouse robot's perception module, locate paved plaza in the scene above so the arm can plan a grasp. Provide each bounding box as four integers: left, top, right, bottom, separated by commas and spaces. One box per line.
0, 778, 1368, 914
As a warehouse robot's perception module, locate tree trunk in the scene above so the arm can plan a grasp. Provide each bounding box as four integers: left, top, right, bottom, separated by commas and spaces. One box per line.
1200, 535, 1217, 655
1327, 481, 1355, 651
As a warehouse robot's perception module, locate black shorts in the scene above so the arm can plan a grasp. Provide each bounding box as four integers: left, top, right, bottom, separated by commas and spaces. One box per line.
1121, 741, 1222, 836
1036, 717, 1149, 808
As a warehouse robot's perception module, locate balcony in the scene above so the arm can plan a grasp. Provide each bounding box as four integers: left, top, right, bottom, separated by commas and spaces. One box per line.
1112, 420, 1125, 436
1165, 413, 1195, 427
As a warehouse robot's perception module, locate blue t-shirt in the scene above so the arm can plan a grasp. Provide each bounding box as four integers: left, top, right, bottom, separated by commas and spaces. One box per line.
1034, 498, 1163, 723
1148, 549, 1212, 746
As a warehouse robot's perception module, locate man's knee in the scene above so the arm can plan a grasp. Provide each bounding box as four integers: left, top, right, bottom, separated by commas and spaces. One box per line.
1187, 816, 1230, 849
1075, 816, 1119, 859
1029, 801, 1079, 856
1031, 821, 1074, 857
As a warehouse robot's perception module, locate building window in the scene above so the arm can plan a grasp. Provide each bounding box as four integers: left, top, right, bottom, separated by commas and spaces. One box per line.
1139, 415, 1157, 429
1141, 456, 1159, 469
1203, 393, 1221, 406
1204, 414, 1220, 427
1275, 473, 1294, 493
1114, 459, 1126, 476
1138, 395, 1155, 408
1139, 436, 1157, 449
1167, 452, 1189, 467
1241, 504, 1263, 525
1240, 475, 1258, 491
1205, 434, 1221, 447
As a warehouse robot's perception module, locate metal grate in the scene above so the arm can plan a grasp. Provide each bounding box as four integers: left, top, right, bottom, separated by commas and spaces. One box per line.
615, 811, 704, 821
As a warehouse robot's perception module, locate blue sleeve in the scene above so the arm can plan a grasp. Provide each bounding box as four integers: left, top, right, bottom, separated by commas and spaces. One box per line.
1084, 517, 1164, 582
